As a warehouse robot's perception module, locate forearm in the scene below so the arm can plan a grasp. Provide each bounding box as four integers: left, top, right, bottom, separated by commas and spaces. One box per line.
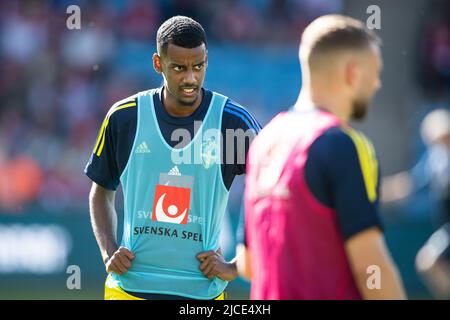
217, 247, 238, 279
355, 261, 406, 300
235, 243, 251, 280
217, 252, 238, 281
345, 228, 406, 300
89, 184, 118, 263
379, 262, 407, 299
226, 258, 238, 280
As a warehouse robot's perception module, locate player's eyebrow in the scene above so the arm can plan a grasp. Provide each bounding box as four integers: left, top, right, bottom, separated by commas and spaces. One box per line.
169, 62, 185, 67
169, 58, 205, 67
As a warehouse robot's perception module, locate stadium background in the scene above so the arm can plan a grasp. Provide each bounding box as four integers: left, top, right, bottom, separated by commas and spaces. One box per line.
0, 0, 448, 299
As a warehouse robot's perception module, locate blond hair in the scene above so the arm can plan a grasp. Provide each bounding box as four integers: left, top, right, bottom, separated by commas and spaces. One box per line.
300, 15, 381, 68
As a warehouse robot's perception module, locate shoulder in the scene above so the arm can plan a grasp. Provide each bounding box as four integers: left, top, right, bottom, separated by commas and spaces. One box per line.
307, 126, 377, 181
222, 98, 261, 133
309, 126, 354, 159
340, 126, 376, 156
107, 94, 138, 115
310, 126, 379, 202
92, 95, 138, 157
105, 94, 139, 129
311, 126, 376, 160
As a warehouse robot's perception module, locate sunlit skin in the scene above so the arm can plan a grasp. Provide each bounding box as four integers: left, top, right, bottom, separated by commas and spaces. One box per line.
153, 43, 208, 117
297, 43, 383, 123
350, 44, 383, 120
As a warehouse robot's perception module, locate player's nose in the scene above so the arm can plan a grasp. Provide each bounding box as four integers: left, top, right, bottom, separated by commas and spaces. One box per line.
374, 78, 381, 92
183, 71, 197, 86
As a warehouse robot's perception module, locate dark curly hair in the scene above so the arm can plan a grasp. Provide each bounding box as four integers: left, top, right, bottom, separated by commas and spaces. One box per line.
157, 16, 207, 56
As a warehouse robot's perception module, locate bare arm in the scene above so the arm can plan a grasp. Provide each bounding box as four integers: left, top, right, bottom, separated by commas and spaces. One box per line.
89, 182, 134, 274
236, 243, 252, 280
416, 228, 450, 299
345, 227, 406, 299
381, 172, 413, 203
89, 182, 118, 263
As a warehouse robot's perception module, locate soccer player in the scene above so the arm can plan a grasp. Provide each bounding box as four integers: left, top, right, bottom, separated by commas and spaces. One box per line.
239, 15, 406, 299
85, 16, 260, 300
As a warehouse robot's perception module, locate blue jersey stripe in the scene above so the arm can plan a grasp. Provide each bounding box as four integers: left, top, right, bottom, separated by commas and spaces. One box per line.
225, 102, 261, 131
224, 107, 259, 133
225, 101, 262, 131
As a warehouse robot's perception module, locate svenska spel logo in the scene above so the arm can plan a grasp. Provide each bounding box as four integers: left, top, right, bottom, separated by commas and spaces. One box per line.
151, 185, 191, 224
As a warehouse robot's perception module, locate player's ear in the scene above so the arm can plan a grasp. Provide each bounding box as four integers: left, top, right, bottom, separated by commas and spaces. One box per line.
205, 51, 208, 69
153, 53, 162, 74
345, 59, 360, 89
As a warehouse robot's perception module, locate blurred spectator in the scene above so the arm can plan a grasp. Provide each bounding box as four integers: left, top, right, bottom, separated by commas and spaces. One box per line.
120, 1, 160, 41
418, 0, 450, 99
212, 0, 263, 42
0, 151, 43, 213
382, 109, 449, 223
382, 108, 450, 299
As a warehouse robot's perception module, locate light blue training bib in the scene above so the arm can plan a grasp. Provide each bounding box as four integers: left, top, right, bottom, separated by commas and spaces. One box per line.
113, 89, 230, 299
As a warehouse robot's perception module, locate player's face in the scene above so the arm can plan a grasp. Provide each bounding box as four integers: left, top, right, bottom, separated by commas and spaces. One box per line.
155, 43, 208, 107
351, 46, 382, 120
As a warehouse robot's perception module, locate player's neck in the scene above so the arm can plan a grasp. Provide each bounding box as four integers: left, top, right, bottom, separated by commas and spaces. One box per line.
297, 88, 350, 123
162, 87, 203, 117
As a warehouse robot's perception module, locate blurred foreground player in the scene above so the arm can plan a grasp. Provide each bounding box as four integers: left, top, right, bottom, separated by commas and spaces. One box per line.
240, 15, 406, 299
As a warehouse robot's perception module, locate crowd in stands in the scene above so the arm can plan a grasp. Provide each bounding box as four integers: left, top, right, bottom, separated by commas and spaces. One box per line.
0, 0, 342, 214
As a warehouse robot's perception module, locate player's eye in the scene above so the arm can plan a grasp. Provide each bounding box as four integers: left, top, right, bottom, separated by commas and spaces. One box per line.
173, 65, 183, 71
194, 64, 204, 71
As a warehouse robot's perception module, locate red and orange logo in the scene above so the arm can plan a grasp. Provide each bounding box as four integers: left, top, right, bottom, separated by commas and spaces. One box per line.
151, 185, 191, 224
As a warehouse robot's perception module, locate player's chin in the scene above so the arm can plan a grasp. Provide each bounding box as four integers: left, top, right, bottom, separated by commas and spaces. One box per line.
351, 100, 370, 120
178, 95, 199, 107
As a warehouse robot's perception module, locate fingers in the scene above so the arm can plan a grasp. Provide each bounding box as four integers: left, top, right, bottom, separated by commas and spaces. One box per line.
108, 258, 127, 275
200, 256, 212, 272
106, 247, 135, 275
199, 255, 220, 279
197, 250, 231, 280
204, 262, 217, 279
200, 255, 212, 271
196, 250, 216, 261
116, 252, 132, 269
119, 246, 135, 260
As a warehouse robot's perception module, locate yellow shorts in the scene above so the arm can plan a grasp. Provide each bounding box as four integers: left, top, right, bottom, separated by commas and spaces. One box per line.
104, 274, 225, 300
